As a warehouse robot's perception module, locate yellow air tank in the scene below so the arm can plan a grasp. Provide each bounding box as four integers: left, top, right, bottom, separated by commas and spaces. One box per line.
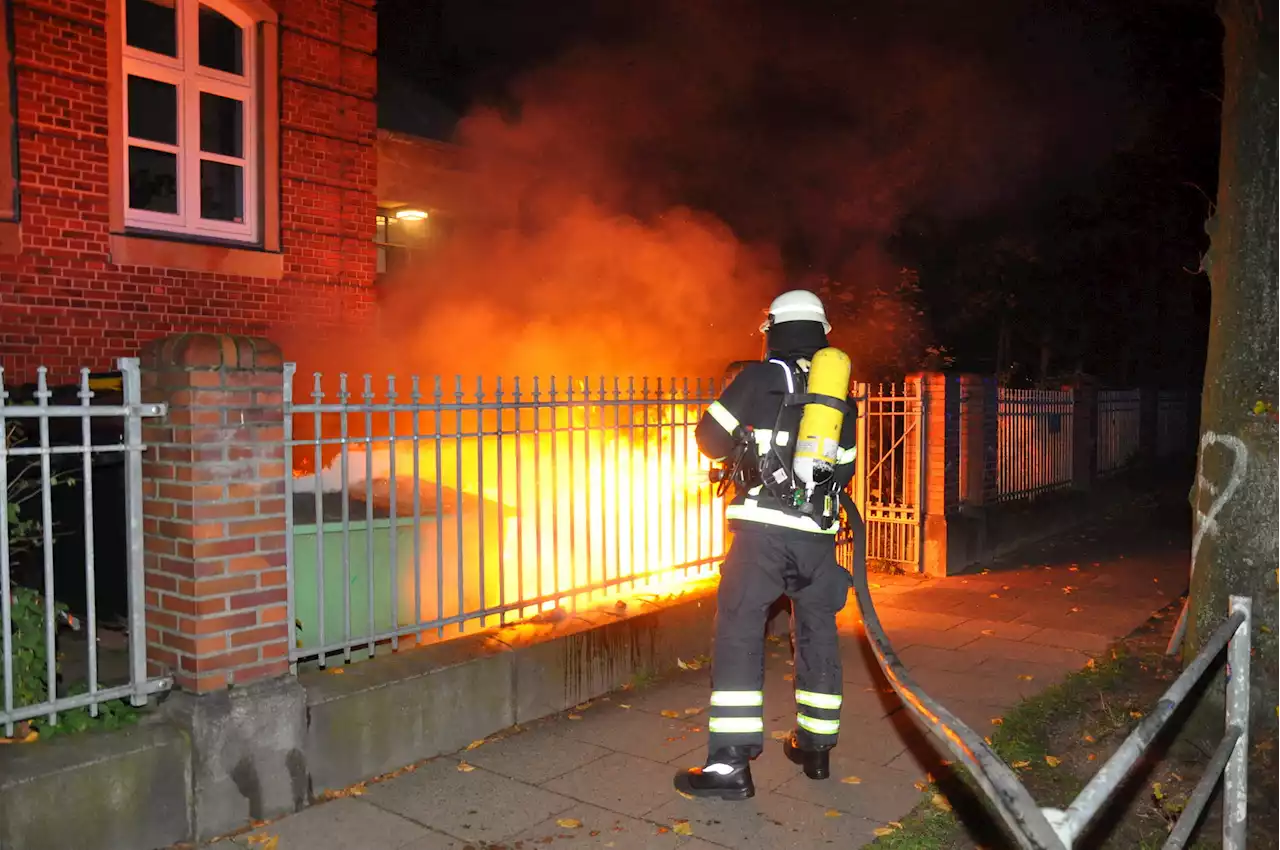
792, 347, 852, 491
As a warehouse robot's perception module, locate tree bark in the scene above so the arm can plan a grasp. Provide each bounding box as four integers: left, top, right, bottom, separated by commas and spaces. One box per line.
1185, 0, 1277, 743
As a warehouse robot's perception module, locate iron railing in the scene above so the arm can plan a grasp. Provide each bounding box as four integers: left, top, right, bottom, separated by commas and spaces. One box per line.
1, 359, 172, 736
996, 388, 1075, 501
1097, 389, 1142, 475
283, 367, 728, 667
846, 491, 1252, 848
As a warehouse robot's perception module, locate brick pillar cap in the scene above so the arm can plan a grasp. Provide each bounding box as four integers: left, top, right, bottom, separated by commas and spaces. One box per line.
141, 333, 283, 372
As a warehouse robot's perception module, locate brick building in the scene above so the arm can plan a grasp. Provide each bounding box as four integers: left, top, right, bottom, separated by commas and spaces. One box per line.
0, 0, 379, 382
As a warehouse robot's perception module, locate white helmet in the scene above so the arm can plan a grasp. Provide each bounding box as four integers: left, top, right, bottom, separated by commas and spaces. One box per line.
759, 290, 831, 334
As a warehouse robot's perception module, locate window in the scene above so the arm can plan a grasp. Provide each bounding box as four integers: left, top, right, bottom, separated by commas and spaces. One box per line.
120, 0, 259, 242
375, 212, 414, 277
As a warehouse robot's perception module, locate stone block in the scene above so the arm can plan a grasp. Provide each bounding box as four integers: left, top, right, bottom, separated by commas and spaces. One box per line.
0, 716, 191, 850
304, 634, 515, 795
163, 676, 309, 840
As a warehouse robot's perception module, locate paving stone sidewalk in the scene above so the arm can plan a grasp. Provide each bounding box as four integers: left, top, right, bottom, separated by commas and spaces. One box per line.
210, 502, 1188, 850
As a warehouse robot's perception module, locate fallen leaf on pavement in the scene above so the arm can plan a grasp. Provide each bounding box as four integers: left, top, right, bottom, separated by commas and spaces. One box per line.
1069, 566, 1079, 572
660, 710, 681, 719
870, 582, 882, 589
989, 593, 1000, 599
1130, 711, 1144, 719
567, 713, 583, 720
873, 827, 897, 837
465, 739, 486, 750
890, 821, 904, 828
914, 780, 929, 791
1082, 734, 1095, 743
684, 707, 703, 716
783, 673, 795, 681
326, 668, 345, 675
981, 629, 995, 636
1018, 674, 1034, 681
1070, 607, 1082, 613
1088, 753, 1097, 761
841, 776, 862, 784
990, 717, 1003, 726
620, 704, 632, 709
824, 809, 842, 818
672, 820, 694, 835
1012, 761, 1031, 769
1044, 755, 1062, 767
931, 793, 953, 813
557, 818, 583, 829
457, 761, 476, 772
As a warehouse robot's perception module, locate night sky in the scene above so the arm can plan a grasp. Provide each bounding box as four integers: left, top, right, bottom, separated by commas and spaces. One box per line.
374, 0, 1223, 386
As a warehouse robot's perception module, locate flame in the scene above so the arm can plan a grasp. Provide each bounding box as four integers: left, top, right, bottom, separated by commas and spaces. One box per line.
298, 396, 726, 640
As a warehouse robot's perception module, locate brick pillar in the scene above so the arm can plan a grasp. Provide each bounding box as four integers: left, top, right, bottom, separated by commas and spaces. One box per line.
1071, 378, 1098, 491
140, 333, 289, 693
917, 372, 960, 576
957, 374, 997, 507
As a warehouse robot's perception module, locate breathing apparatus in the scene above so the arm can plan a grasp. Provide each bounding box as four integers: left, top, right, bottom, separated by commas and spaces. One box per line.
708, 291, 856, 530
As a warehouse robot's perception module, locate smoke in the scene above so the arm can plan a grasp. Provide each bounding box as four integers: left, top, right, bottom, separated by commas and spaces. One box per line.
287, 0, 1134, 384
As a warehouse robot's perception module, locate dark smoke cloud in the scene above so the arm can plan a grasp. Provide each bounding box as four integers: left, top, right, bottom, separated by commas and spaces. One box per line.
288, 0, 1137, 384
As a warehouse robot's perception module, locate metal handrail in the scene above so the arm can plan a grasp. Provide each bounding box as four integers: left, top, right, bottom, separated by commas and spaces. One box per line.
843, 493, 1251, 849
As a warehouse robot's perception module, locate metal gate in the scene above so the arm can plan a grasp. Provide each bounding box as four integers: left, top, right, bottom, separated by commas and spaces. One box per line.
840, 380, 924, 572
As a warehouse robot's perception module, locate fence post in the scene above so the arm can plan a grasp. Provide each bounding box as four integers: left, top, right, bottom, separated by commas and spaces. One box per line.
1070, 378, 1098, 491
918, 372, 961, 576
139, 333, 308, 840
957, 374, 996, 507
139, 334, 291, 693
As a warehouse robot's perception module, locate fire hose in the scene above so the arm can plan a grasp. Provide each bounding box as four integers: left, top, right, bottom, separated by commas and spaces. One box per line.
837, 490, 1075, 850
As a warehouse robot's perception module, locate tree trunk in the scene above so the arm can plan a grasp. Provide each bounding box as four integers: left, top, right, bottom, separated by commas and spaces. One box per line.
1185, 0, 1277, 745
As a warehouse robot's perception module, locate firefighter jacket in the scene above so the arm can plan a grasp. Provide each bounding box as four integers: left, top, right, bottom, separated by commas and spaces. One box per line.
696, 358, 858, 535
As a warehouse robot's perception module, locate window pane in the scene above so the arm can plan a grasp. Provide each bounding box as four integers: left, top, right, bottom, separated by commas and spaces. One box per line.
128, 147, 178, 214
200, 160, 244, 222
199, 5, 244, 76
127, 76, 178, 145
375, 215, 387, 243
126, 0, 177, 58
376, 246, 387, 275
200, 92, 243, 157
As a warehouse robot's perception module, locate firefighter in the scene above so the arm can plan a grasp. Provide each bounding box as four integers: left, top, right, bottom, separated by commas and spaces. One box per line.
673, 289, 859, 801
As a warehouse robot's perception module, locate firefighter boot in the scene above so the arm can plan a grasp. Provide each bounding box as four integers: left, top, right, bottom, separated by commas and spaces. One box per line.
783, 731, 831, 780
673, 747, 756, 801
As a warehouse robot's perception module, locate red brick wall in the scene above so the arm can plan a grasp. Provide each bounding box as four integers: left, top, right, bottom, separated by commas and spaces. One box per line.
0, 0, 377, 383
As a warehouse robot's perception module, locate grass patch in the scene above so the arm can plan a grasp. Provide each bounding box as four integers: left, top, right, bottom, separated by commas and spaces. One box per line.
869, 601, 1278, 849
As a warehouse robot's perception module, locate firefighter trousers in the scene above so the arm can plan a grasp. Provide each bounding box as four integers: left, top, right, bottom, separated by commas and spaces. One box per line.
706, 523, 852, 759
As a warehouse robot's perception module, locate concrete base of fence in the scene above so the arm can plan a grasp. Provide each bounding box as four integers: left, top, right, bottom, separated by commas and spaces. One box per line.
161, 677, 310, 841
304, 581, 719, 796
940, 473, 1160, 574
0, 581, 722, 849
0, 716, 191, 850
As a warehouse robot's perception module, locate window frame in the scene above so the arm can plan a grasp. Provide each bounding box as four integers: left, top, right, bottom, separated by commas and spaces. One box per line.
108, 0, 280, 253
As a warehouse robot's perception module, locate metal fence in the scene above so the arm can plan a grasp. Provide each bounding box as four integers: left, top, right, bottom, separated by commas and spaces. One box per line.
848, 493, 1254, 849
996, 388, 1074, 502
843, 381, 923, 570
1097, 389, 1142, 475
283, 368, 728, 667
1, 359, 172, 736
1157, 390, 1193, 458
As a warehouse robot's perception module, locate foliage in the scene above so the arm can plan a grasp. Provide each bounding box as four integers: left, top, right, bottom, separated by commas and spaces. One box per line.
6, 587, 139, 738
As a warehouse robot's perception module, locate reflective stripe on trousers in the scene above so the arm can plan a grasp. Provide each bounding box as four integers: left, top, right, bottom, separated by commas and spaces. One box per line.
708, 690, 765, 738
